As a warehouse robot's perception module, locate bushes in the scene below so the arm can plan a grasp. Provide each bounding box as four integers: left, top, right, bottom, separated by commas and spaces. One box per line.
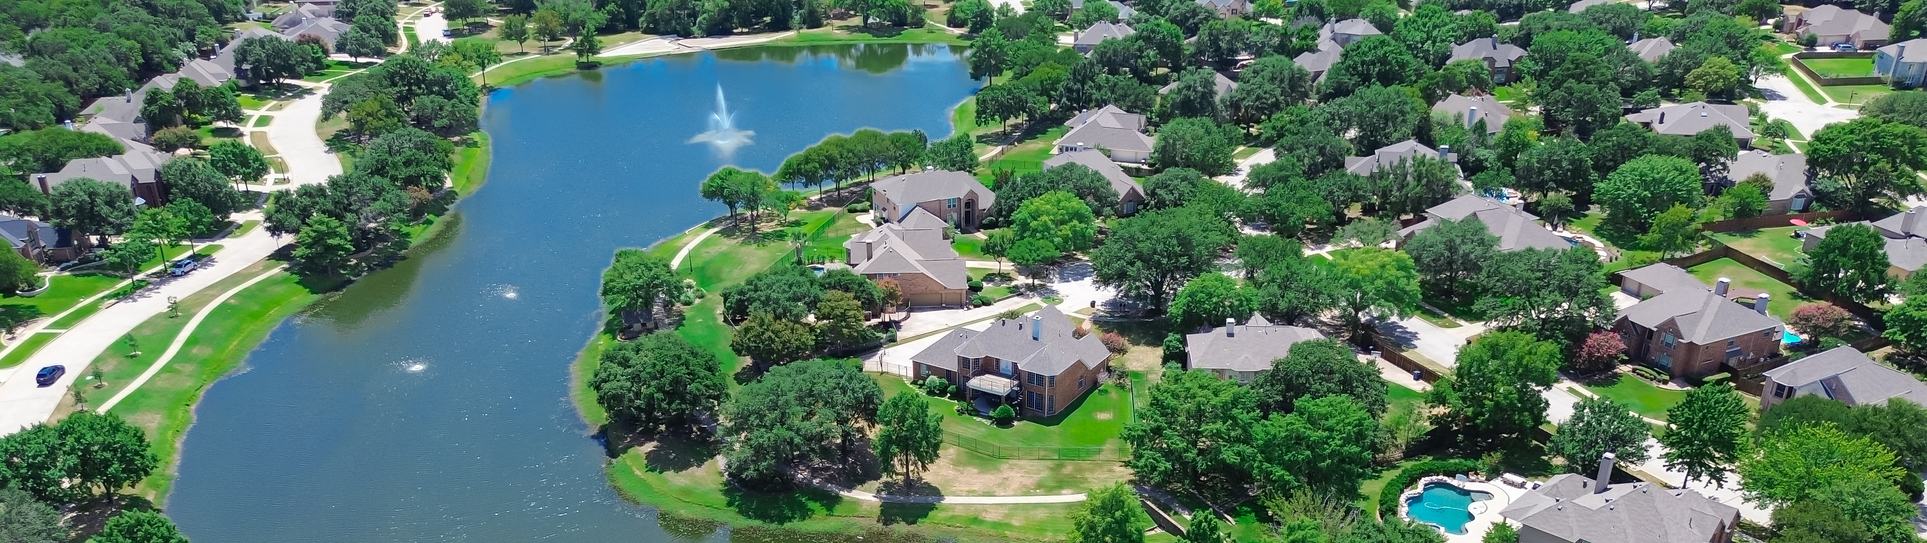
1376, 459, 1486, 518
1099, 332, 1129, 354
919, 375, 954, 396
968, 279, 984, 291
991, 404, 1016, 424
971, 294, 994, 307
845, 201, 870, 213
1633, 366, 1668, 384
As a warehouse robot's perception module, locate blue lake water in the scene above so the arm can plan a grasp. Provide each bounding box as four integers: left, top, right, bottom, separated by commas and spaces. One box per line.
164, 44, 977, 542
1404, 482, 1494, 535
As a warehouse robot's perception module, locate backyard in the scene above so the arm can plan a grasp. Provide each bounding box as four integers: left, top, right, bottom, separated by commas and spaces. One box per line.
1581, 374, 1687, 421
1685, 258, 1805, 322
872, 375, 1134, 495
1710, 226, 1807, 271
1800, 56, 1876, 78
1821, 83, 1897, 105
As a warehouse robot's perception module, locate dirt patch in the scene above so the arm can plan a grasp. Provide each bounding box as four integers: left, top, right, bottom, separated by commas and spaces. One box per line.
873, 446, 1130, 496
1091, 411, 1113, 420
124, 412, 165, 432
148, 373, 193, 390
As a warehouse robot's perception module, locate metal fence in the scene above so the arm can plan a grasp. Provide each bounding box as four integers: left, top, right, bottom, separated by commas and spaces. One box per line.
942, 431, 1127, 462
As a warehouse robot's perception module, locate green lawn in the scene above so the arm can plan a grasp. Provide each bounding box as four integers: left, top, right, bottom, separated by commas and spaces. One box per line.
876, 375, 1131, 460
1821, 83, 1895, 105
236, 95, 271, 110
194, 125, 243, 147
1232, 146, 1261, 161
1582, 375, 1687, 421
982, 126, 1069, 177
968, 266, 1014, 300
1800, 56, 1876, 78
1785, 70, 1830, 103
450, 131, 491, 195
1685, 258, 1805, 322
1494, 84, 1524, 103
228, 220, 260, 238
0, 273, 125, 330
953, 235, 987, 259
0, 333, 57, 369
1773, 41, 1804, 56
784, 23, 970, 45
248, 132, 278, 156
252, 115, 274, 127
1711, 226, 1807, 271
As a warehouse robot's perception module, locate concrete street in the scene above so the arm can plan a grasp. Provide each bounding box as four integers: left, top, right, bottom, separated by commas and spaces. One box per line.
416, 12, 452, 45
1754, 73, 1860, 141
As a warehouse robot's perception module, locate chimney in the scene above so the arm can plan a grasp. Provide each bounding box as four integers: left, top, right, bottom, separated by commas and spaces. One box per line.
35, 175, 48, 195
1438, 145, 1451, 159
1756, 293, 1771, 315
1659, 112, 1666, 124
1467, 106, 1479, 128
1901, 43, 1910, 64
1031, 314, 1042, 341
1903, 208, 1920, 236
1226, 317, 1236, 337
1715, 277, 1731, 296
1632, 30, 1640, 43
1701, 110, 1709, 117
1595, 452, 1616, 494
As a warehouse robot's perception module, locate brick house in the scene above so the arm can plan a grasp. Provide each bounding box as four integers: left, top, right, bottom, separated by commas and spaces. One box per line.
871, 169, 995, 233
1447, 36, 1527, 85
1041, 149, 1145, 216
1761, 346, 1927, 411
844, 208, 969, 307
909, 306, 1112, 418
1784, 5, 1890, 50
1614, 277, 1785, 379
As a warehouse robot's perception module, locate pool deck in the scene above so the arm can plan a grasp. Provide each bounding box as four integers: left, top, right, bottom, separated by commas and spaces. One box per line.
1401, 477, 1527, 543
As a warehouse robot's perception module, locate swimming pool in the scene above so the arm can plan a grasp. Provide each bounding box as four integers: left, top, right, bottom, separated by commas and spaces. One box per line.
1782, 331, 1804, 345
1405, 482, 1495, 535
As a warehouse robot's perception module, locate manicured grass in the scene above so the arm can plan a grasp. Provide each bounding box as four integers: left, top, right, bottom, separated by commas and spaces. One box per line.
0, 273, 125, 329
1773, 41, 1804, 56
951, 96, 983, 143
450, 131, 491, 195
228, 220, 260, 238
1494, 84, 1524, 103
248, 132, 278, 156
1784, 70, 1829, 103
968, 267, 1014, 300
802, 210, 871, 264
1800, 56, 1876, 78
1422, 294, 1487, 324
1232, 146, 1261, 161
953, 235, 986, 259
87, 262, 337, 504
0, 333, 57, 369
982, 126, 1069, 176
876, 375, 1131, 460
252, 115, 274, 127
1583, 374, 1687, 421
482, 54, 596, 87
785, 23, 970, 46
1821, 83, 1894, 105
1685, 257, 1806, 322
1711, 226, 1808, 271
236, 94, 271, 110
194, 125, 243, 147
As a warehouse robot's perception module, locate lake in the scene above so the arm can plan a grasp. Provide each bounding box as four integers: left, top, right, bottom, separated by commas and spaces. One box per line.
165, 43, 978, 542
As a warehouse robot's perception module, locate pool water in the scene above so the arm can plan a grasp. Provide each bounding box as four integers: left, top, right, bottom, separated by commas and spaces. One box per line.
1405, 482, 1495, 535
1783, 331, 1804, 345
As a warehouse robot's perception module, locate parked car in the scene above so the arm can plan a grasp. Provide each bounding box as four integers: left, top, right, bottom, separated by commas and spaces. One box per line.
441, 29, 452, 37
34, 365, 63, 387
169, 255, 202, 276
1833, 42, 1858, 52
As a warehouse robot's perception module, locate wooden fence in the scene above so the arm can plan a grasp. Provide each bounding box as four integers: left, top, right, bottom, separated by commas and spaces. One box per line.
1790, 52, 1887, 86
1668, 242, 1887, 329
1372, 335, 1446, 383
1698, 210, 1855, 233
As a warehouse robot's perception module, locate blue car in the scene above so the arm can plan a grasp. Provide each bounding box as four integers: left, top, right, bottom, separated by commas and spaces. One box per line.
34, 365, 63, 387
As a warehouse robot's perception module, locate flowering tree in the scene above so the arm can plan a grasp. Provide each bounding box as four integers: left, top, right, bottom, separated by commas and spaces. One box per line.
1570, 330, 1627, 375
1787, 303, 1856, 342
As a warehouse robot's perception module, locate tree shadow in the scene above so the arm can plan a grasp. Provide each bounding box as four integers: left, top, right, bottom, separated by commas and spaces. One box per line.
722, 483, 844, 524
0, 305, 45, 332
66, 494, 158, 541
878, 500, 938, 525
641, 434, 718, 474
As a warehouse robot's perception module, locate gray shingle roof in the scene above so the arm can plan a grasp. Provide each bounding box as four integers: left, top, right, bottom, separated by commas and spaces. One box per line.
1432, 94, 1510, 135
1568, 0, 1610, 13
1075, 21, 1135, 47
1765, 346, 1927, 407
1501, 474, 1739, 543
1056, 105, 1156, 154
872, 169, 995, 221
908, 306, 1111, 377
844, 221, 968, 289
282, 17, 351, 47
1723, 150, 1810, 201
1344, 140, 1454, 176
1629, 36, 1675, 63
1625, 102, 1756, 139
1812, 207, 1927, 273
1399, 195, 1570, 252
0, 214, 62, 252
1448, 37, 1527, 68
1620, 287, 1783, 344
1798, 5, 1890, 42
1878, 38, 1927, 62
1619, 263, 1705, 295
1292, 46, 1342, 79
1185, 316, 1326, 373
1320, 18, 1381, 41
1042, 149, 1141, 203
1158, 71, 1237, 96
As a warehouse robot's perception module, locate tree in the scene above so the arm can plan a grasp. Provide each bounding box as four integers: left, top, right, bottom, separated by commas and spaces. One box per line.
1221, 56, 1313, 125
699, 167, 769, 218
1539, 192, 1575, 229
1798, 223, 1893, 304
1714, 183, 1766, 220
968, 28, 1011, 81
720, 359, 882, 487
1335, 217, 1396, 247
532, 9, 566, 42
1571, 330, 1626, 374
0, 66, 79, 131
1659, 383, 1750, 486
1249, 338, 1388, 417
501, 14, 531, 52
294, 214, 356, 276
1482, 524, 1519, 543
815, 290, 877, 351
1008, 238, 1060, 285
1152, 117, 1239, 176
1183, 509, 1227, 543
1011, 190, 1098, 253
1428, 331, 1562, 447
0, 248, 33, 295
208, 140, 270, 188
1070, 483, 1152, 543
1685, 56, 1739, 97
730, 311, 818, 366
1159, 69, 1225, 122
1473, 247, 1616, 342
1739, 424, 1905, 507
570, 30, 601, 60
0, 129, 124, 175
1248, 396, 1382, 496
1862, 91, 1927, 130
338, 27, 387, 61
1091, 208, 1233, 312
591, 332, 725, 433
1550, 396, 1651, 470
1403, 218, 1497, 297
49, 179, 137, 239
89, 511, 187, 543
1638, 204, 1702, 258
445, 0, 489, 23
1513, 137, 1594, 198
0, 178, 50, 219
599, 249, 686, 316
1122, 369, 1258, 499
1787, 303, 1855, 341
149, 127, 200, 153
42, 412, 157, 502
0, 484, 64, 543
1168, 273, 1254, 331
1328, 249, 1421, 338
1394, 3, 1462, 67
924, 133, 977, 172
160, 158, 248, 219
1317, 85, 1422, 153
974, 83, 1039, 133
1806, 117, 1927, 212
1596, 155, 1703, 230
1319, 36, 1425, 99
874, 392, 943, 487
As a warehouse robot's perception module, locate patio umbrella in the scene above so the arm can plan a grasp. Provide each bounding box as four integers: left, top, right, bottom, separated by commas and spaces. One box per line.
1789, 218, 1809, 226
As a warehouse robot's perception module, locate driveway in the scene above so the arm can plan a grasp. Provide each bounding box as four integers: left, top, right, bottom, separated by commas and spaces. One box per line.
264, 86, 341, 187
1213, 148, 1276, 192
1754, 74, 1859, 140
1374, 316, 1485, 369
416, 12, 452, 45
1633, 439, 1774, 525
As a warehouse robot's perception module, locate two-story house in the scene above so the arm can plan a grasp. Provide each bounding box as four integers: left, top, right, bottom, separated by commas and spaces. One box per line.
1183, 315, 1325, 383
1614, 275, 1785, 379
1056, 105, 1157, 164
1447, 37, 1527, 85
909, 306, 1113, 417
844, 209, 970, 307
1761, 346, 1927, 411
1803, 206, 1927, 280
870, 169, 996, 233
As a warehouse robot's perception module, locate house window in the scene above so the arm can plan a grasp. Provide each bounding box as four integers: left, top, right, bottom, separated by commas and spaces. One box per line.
1028, 391, 1041, 407
1079, 376, 1086, 390
946, 198, 959, 208
1662, 332, 1676, 348
1727, 338, 1736, 347
1049, 395, 1056, 413
1774, 383, 1791, 398
1028, 372, 1044, 386
921, 365, 930, 377
1766, 328, 1779, 340
1049, 375, 1056, 387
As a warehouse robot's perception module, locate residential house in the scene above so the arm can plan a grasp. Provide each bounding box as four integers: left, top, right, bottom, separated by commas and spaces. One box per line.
1319, 18, 1382, 48
0, 214, 87, 264
1292, 47, 1343, 82
1070, 0, 1137, 18
281, 16, 352, 49
1721, 150, 1812, 214
870, 169, 996, 233
1762, 346, 1927, 410
845, 209, 970, 307
1344, 140, 1456, 177
272, 3, 336, 30
32, 139, 173, 207
1158, 70, 1238, 97
1196, 0, 1249, 17
1616, 263, 1705, 299
1614, 275, 1785, 379
1785, 4, 1890, 49
1056, 105, 1157, 164
1500, 465, 1740, 543
1074, 21, 1135, 54
1876, 38, 1927, 87
1397, 194, 1571, 252
1567, 0, 1609, 13
909, 306, 1113, 417
1042, 149, 1145, 216
1184, 315, 1325, 383
1803, 206, 1927, 280
1447, 36, 1528, 84
1628, 36, 1675, 63
1624, 102, 1755, 148
1432, 94, 1510, 135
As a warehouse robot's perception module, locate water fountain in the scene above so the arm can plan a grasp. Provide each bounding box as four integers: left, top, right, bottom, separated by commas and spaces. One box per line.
687, 84, 754, 155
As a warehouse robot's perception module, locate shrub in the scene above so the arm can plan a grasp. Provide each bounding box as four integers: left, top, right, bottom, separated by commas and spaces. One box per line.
1100, 332, 1128, 354
845, 201, 871, 213
1570, 331, 1627, 375
968, 280, 984, 291
971, 294, 994, 306
151, 127, 200, 152
1787, 302, 1855, 341
1633, 366, 1667, 383
919, 375, 954, 396
1701, 372, 1731, 385
991, 404, 1016, 424
1162, 332, 1186, 361
1376, 458, 1485, 518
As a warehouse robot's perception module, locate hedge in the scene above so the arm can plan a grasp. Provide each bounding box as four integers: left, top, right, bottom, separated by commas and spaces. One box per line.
1376, 459, 1486, 519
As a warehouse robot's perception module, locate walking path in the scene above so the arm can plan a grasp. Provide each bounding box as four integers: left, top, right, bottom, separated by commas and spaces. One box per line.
598, 31, 797, 58
95, 267, 285, 413
669, 221, 730, 269
822, 482, 1086, 504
